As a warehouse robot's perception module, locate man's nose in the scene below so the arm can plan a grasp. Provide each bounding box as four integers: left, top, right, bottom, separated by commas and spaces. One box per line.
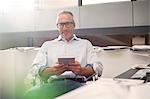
62, 25, 68, 29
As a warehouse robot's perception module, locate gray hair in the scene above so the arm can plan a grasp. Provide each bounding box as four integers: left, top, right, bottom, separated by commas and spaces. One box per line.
56, 10, 75, 25
57, 10, 74, 17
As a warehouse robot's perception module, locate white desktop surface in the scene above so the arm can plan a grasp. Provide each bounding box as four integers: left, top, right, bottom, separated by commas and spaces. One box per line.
128, 83, 150, 99
57, 78, 149, 99
97, 48, 150, 78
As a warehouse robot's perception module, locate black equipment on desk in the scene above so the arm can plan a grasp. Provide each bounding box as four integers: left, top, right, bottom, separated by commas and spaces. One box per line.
115, 68, 150, 82
143, 72, 150, 83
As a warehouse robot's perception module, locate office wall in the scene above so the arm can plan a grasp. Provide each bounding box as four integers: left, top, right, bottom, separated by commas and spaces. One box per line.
133, 0, 149, 26
0, 1, 148, 33
148, 0, 150, 25
0, 7, 79, 49
0, 7, 79, 33
148, 0, 150, 44
148, 1, 150, 25
34, 7, 79, 31
0, 11, 35, 33
79, 2, 132, 28
0, 34, 29, 49
79, 0, 149, 28
0, 1, 149, 50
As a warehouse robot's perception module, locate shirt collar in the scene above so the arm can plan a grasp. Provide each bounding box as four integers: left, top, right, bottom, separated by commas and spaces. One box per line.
57, 34, 79, 41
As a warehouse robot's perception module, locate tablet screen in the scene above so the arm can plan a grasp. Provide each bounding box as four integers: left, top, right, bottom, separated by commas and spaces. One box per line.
58, 58, 75, 65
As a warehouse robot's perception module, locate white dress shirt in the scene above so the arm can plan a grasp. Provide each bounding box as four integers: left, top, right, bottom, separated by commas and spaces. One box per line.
31, 34, 103, 78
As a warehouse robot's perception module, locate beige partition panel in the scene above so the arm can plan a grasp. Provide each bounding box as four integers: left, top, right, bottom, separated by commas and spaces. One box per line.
0, 50, 15, 99
0, 48, 38, 99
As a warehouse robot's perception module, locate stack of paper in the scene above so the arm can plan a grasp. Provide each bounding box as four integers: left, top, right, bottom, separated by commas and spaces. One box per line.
131, 45, 150, 51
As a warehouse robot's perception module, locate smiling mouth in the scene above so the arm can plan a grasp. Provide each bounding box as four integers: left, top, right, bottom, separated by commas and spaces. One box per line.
62, 31, 70, 35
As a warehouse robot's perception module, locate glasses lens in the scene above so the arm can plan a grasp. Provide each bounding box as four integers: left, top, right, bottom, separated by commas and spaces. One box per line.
58, 22, 73, 28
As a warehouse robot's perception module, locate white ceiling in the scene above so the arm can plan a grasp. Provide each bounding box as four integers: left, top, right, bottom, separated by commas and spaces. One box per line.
0, 0, 78, 11
38, 0, 78, 9
82, 0, 131, 5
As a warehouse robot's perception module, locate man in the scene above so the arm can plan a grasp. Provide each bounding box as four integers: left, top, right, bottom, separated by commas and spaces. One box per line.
24, 10, 103, 99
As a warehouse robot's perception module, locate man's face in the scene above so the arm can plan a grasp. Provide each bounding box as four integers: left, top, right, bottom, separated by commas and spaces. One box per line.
56, 13, 75, 41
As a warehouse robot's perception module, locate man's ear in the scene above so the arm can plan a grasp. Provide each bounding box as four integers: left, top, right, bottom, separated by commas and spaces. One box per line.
56, 24, 59, 28
73, 22, 75, 27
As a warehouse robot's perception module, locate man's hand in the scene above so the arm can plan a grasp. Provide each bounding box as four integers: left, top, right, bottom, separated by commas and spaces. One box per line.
52, 63, 68, 75
42, 61, 95, 77
67, 61, 82, 75
42, 63, 68, 77
68, 61, 95, 77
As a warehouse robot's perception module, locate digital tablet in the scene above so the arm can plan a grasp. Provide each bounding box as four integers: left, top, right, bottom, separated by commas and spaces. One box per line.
58, 58, 75, 65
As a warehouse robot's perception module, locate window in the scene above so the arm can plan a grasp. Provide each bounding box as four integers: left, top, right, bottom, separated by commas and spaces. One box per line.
0, 0, 35, 11
37, 0, 78, 9
82, 0, 131, 5
0, 0, 78, 11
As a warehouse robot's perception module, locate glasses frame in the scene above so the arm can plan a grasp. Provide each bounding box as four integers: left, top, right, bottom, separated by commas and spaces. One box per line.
57, 22, 74, 29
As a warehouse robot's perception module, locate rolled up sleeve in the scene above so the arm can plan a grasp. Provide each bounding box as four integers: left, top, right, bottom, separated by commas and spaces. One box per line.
93, 62, 103, 76
86, 41, 103, 77
31, 42, 48, 76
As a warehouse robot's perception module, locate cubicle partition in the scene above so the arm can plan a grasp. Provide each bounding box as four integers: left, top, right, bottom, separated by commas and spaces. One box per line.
0, 48, 38, 99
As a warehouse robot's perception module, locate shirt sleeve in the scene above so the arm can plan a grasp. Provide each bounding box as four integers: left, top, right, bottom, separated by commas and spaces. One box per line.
30, 42, 48, 76
86, 41, 103, 77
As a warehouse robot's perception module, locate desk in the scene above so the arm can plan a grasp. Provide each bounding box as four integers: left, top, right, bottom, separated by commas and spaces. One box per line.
57, 78, 150, 99
97, 48, 150, 78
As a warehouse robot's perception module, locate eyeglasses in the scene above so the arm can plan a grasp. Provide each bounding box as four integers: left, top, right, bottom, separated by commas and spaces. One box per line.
57, 22, 73, 28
